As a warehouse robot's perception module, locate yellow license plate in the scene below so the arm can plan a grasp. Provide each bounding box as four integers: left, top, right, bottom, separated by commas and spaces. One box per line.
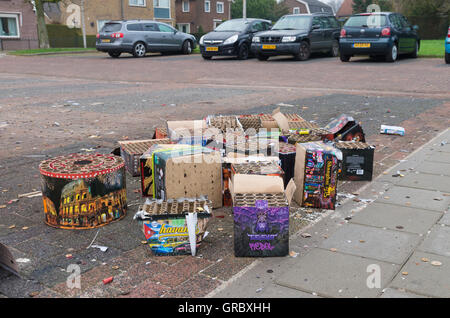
101, 39, 111, 43
262, 44, 276, 50
353, 43, 371, 48
206, 47, 218, 52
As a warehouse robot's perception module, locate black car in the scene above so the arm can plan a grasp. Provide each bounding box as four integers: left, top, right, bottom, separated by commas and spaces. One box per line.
199, 18, 272, 60
339, 12, 420, 62
250, 13, 341, 61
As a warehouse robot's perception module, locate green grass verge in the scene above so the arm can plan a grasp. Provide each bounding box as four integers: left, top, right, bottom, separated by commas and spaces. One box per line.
419, 39, 446, 58
8, 47, 96, 56
193, 47, 200, 54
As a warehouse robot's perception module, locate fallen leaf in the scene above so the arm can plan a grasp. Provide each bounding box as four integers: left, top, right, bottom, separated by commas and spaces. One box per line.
431, 261, 442, 266
421, 257, 429, 263
330, 248, 337, 252
22, 226, 29, 230
289, 251, 299, 257
359, 240, 366, 243
401, 271, 408, 275
112, 266, 119, 270
8, 225, 15, 229
0, 205, 6, 209
140, 241, 147, 245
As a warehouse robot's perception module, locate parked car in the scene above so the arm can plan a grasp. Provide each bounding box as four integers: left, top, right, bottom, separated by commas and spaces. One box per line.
96, 20, 197, 58
250, 13, 341, 61
199, 18, 272, 60
339, 12, 420, 62
445, 26, 450, 64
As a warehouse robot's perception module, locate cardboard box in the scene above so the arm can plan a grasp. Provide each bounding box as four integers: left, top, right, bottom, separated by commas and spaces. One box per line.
153, 127, 168, 139
167, 120, 214, 146
238, 115, 262, 131
119, 138, 171, 177
277, 142, 297, 187
137, 198, 212, 256
231, 175, 296, 257
140, 144, 191, 197
206, 115, 243, 131
293, 142, 342, 210
335, 141, 375, 181
152, 146, 223, 208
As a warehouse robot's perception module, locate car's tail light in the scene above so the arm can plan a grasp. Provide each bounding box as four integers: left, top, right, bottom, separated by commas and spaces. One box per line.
111, 33, 124, 38
381, 28, 391, 37
96, 34, 100, 39
340, 29, 347, 38
447, 27, 450, 38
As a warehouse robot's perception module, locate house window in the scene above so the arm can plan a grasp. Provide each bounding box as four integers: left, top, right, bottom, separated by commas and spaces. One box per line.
216, 2, 224, 14
0, 14, 20, 38
182, 0, 189, 12
213, 19, 222, 29
204, 0, 210, 13
293, 7, 300, 14
154, 0, 171, 18
177, 23, 190, 33
129, 0, 146, 6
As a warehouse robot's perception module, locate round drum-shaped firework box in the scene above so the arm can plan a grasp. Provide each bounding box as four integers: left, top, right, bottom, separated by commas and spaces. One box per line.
39, 153, 127, 229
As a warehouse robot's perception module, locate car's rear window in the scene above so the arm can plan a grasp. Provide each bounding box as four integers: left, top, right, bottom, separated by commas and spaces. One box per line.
101, 23, 122, 32
345, 15, 387, 27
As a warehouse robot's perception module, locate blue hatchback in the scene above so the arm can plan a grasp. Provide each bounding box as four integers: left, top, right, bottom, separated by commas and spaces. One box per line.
445, 27, 450, 64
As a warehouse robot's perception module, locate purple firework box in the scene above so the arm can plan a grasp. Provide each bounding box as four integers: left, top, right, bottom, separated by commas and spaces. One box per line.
231, 174, 296, 257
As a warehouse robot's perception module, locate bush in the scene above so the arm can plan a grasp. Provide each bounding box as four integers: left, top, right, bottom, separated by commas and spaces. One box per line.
46, 24, 96, 48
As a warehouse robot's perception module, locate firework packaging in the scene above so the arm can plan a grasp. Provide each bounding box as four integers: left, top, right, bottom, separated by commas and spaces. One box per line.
231, 174, 296, 257
0, 243, 18, 276
119, 138, 171, 177
380, 125, 405, 136
324, 114, 366, 142
151, 146, 223, 208
153, 127, 168, 139
134, 197, 212, 256
293, 142, 342, 210
335, 141, 375, 181
206, 115, 243, 131
167, 120, 216, 146
39, 153, 127, 229
277, 142, 297, 187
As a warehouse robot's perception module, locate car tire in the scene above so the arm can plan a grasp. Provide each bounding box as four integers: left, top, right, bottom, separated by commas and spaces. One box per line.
182, 40, 193, 55
108, 52, 121, 58
446, 53, 450, 64
237, 43, 249, 60
329, 39, 339, 57
410, 41, 419, 58
132, 42, 146, 58
294, 41, 311, 61
386, 43, 398, 62
340, 54, 351, 62
202, 55, 212, 60
257, 54, 269, 61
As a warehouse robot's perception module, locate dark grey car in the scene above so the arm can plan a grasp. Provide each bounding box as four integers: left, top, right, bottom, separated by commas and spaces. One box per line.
96, 20, 197, 58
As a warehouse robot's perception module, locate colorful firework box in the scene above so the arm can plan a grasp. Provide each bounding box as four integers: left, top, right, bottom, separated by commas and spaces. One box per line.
335, 141, 375, 181
137, 198, 212, 256
151, 145, 223, 208
293, 142, 342, 210
39, 153, 127, 229
324, 114, 366, 142
231, 174, 296, 257
118, 138, 171, 177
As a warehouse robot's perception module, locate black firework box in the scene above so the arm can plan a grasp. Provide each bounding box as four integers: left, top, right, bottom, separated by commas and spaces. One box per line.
335, 141, 375, 181
277, 142, 297, 187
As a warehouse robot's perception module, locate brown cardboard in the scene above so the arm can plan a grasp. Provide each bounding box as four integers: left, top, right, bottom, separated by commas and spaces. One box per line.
293, 143, 307, 205
285, 179, 297, 205
232, 175, 285, 194
0, 243, 18, 276
272, 107, 290, 131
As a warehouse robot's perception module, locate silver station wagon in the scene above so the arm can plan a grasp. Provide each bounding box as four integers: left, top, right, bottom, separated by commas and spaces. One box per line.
96, 20, 197, 58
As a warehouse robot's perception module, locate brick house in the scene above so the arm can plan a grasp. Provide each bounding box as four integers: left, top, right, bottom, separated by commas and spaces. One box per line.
45, 0, 176, 35
175, 0, 231, 34
0, 0, 38, 50
336, 0, 353, 18
280, 0, 334, 15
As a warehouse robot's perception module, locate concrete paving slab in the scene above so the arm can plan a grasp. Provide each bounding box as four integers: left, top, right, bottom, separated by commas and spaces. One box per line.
255, 284, 320, 298
390, 251, 450, 298
415, 161, 450, 176
396, 173, 450, 193
379, 287, 428, 298
425, 151, 450, 164
275, 248, 400, 298
418, 224, 450, 257
438, 212, 450, 226
377, 186, 449, 212
320, 223, 421, 264
350, 202, 442, 235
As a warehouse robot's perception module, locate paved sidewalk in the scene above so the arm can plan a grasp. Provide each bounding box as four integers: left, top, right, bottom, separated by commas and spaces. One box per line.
212, 129, 450, 298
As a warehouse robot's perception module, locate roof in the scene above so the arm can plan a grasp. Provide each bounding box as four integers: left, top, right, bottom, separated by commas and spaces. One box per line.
299, 0, 334, 14
336, 0, 353, 17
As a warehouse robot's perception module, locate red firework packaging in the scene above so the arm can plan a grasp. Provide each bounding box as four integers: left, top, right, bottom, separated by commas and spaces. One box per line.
39, 153, 127, 229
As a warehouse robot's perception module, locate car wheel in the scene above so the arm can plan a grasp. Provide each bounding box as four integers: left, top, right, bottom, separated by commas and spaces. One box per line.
386, 43, 398, 62
294, 41, 310, 61
329, 39, 339, 57
410, 41, 419, 58
237, 44, 249, 60
202, 55, 212, 60
340, 54, 351, 62
108, 52, 121, 58
182, 40, 192, 55
257, 54, 269, 61
132, 42, 146, 58
446, 53, 450, 64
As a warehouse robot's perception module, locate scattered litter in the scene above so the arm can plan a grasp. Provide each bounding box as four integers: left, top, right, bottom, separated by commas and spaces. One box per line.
301, 233, 312, 238
380, 125, 405, 136
112, 266, 119, 270
255, 288, 263, 293
18, 191, 42, 198
401, 271, 408, 276
0, 205, 6, 209
65, 254, 73, 259
289, 251, 299, 258
8, 225, 15, 229
431, 261, 442, 266
22, 226, 29, 230
91, 245, 108, 252
103, 277, 114, 284
330, 248, 337, 252
15, 258, 30, 263
396, 226, 404, 230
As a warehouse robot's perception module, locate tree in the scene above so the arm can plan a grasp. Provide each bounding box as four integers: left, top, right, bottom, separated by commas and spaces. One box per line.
395, 0, 450, 18
231, 0, 289, 22
33, 0, 51, 48
352, 0, 392, 14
